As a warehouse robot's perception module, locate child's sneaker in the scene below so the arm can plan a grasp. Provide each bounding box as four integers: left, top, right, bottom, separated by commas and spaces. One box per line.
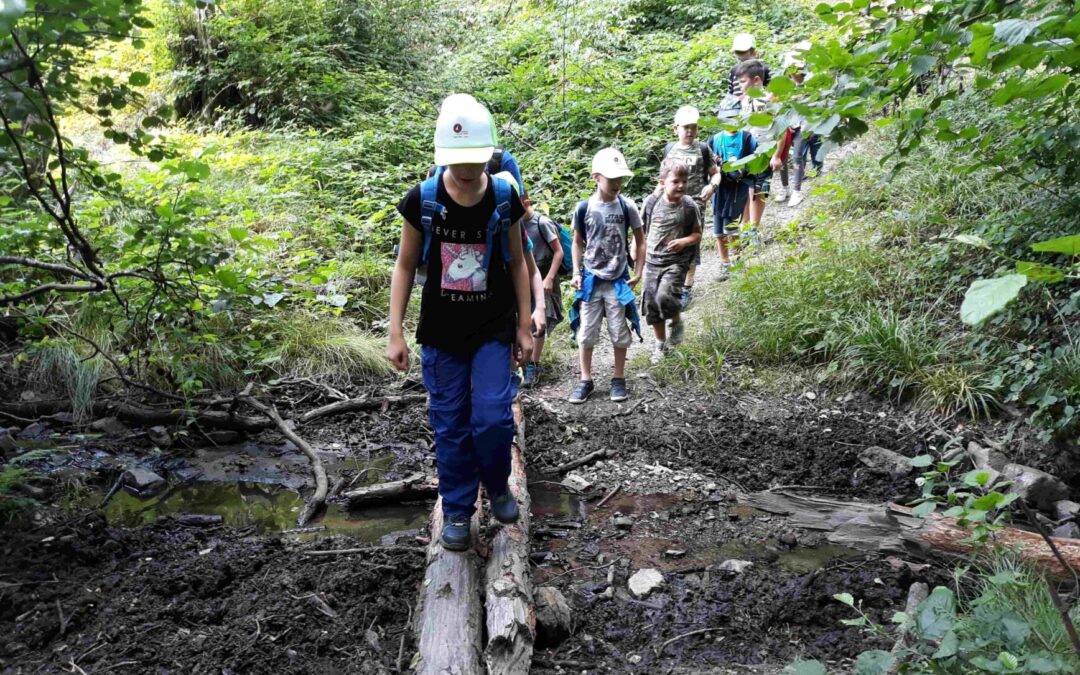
669, 319, 685, 347
522, 362, 540, 388
680, 286, 693, 309
788, 190, 804, 207
442, 515, 471, 551
609, 378, 629, 402
651, 341, 668, 364
569, 380, 594, 404
491, 490, 520, 524
773, 186, 788, 203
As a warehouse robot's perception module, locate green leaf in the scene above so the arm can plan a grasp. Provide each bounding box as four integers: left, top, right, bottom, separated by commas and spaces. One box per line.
911, 55, 937, 77
1016, 261, 1065, 284
840, 617, 867, 626
932, 630, 959, 658
833, 592, 855, 606
998, 652, 1019, 670
962, 470, 992, 487
1031, 234, 1080, 255
767, 76, 796, 97
960, 274, 1028, 326
972, 492, 1006, 510
749, 112, 773, 127
993, 18, 1043, 46
178, 160, 211, 181
854, 650, 896, 675
215, 269, 239, 290
128, 72, 151, 87
783, 661, 828, 675
228, 226, 248, 243
916, 586, 956, 639
911, 454, 934, 468
911, 501, 936, 518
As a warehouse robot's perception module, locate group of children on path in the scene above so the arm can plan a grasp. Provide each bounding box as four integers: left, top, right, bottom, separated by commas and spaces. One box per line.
386, 35, 825, 549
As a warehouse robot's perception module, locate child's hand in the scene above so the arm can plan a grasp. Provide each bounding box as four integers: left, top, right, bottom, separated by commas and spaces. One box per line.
571, 273, 582, 290
699, 184, 715, 200
770, 155, 784, 172
531, 308, 546, 337
666, 239, 688, 253
628, 275, 641, 289
386, 335, 410, 372
514, 325, 533, 368
543, 276, 555, 294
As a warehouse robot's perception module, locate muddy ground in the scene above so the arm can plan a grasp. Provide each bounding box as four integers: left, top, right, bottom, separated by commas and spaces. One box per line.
0, 372, 1068, 674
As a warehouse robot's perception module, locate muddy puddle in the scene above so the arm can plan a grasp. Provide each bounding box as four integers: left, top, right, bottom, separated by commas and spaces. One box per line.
88, 480, 429, 542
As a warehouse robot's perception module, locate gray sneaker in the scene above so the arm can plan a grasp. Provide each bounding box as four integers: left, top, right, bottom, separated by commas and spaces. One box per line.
569, 380, 595, 404
610, 378, 629, 402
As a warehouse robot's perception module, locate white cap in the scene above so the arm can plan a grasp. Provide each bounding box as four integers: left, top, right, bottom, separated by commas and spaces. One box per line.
732, 33, 755, 52
781, 52, 805, 70
674, 105, 700, 126
433, 94, 497, 166
591, 147, 633, 179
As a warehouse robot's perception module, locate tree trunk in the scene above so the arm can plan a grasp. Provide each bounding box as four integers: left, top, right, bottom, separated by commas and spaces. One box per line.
742, 491, 1080, 579
484, 403, 535, 674
414, 496, 484, 675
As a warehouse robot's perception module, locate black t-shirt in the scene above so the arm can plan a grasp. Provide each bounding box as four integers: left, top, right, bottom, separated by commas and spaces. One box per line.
397, 174, 526, 355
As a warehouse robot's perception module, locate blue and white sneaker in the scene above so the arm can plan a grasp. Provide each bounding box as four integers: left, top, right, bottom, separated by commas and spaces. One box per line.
442, 515, 471, 551
522, 362, 540, 388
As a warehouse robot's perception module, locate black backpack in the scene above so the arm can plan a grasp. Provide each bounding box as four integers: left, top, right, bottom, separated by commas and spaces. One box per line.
663, 142, 712, 185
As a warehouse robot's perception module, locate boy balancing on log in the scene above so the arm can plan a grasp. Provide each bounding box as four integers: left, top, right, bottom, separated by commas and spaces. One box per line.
386, 94, 532, 551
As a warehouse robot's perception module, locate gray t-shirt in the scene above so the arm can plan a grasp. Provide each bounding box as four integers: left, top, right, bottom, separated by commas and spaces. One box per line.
524, 213, 560, 270
663, 143, 714, 197
643, 194, 700, 267
573, 195, 643, 281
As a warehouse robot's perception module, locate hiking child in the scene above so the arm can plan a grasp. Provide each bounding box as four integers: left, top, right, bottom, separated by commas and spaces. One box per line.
708, 95, 757, 268
640, 160, 702, 363
520, 194, 566, 388
727, 33, 771, 98
387, 94, 532, 551
491, 170, 550, 352
659, 105, 716, 308
781, 44, 822, 208
568, 147, 645, 404
737, 59, 790, 239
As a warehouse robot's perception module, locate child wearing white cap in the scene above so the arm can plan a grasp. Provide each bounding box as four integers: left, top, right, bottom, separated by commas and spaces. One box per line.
655, 105, 717, 308
727, 33, 772, 98
387, 93, 533, 551
567, 148, 645, 404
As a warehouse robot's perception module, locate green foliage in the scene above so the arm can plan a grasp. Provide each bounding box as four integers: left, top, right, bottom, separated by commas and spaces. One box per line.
0, 466, 34, 517
804, 557, 1080, 674
258, 311, 392, 383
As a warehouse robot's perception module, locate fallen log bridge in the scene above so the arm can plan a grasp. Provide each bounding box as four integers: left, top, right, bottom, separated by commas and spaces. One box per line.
741, 491, 1080, 579
413, 401, 536, 675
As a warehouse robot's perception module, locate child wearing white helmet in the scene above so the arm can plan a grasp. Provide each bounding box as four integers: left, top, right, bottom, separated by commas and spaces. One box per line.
387, 93, 532, 551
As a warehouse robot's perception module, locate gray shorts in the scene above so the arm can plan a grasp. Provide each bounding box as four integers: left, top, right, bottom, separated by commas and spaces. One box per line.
532, 283, 564, 336
642, 262, 687, 325
578, 280, 632, 349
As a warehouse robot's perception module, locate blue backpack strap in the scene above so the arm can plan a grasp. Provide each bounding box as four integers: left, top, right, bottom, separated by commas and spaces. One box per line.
418, 167, 446, 264
575, 199, 589, 245
483, 175, 514, 269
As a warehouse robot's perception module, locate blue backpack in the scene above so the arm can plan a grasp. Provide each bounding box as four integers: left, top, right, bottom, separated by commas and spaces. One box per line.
417, 167, 514, 273
538, 216, 574, 276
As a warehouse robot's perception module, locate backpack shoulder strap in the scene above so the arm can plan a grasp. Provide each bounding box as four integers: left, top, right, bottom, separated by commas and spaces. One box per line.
418, 168, 446, 264
484, 175, 514, 269
575, 198, 590, 243
663, 142, 674, 159
642, 193, 656, 231
698, 141, 711, 183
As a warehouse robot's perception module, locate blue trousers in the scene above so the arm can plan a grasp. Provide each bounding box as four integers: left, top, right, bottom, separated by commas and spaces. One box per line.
421, 341, 514, 518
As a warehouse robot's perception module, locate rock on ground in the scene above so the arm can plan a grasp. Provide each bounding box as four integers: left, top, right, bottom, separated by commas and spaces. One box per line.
628, 568, 664, 598
858, 446, 912, 478
123, 467, 165, 493
966, 441, 1008, 471
535, 587, 573, 647
1002, 463, 1069, 512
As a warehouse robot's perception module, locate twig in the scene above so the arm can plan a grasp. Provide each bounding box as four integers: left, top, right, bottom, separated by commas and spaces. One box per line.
538, 561, 615, 586
595, 484, 622, 509
656, 627, 722, 656
241, 388, 327, 526
304, 546, 425, 557
1018, 500, 1080, 660
396, 602, 414, 672
546, 448, 610, 475
297, 394, 428, 424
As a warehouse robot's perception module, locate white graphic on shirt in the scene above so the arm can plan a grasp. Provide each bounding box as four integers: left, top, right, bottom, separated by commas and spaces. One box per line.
441, 242, 487, 292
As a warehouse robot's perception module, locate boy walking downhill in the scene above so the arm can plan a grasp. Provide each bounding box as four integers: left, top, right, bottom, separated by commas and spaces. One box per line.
568, 148, 645, 404
708, 95, 757, 268
780, 44, 823, 208
521, 196, 565, 388
387, 94, 533, 551
736, 59, 790, 240
659, 106, 716, 308
641, 160, 703, 364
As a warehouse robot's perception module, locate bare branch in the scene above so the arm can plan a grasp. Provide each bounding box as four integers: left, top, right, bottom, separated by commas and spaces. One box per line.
0, 255, 93, 280
0, 281, 104, 305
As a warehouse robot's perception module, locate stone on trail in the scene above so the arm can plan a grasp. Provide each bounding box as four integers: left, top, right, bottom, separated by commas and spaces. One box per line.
123, 467, 165, 493
628, 568, 664, 598
1053, 500, 1080, 521
0, 429, 15, 454
1001, 463, 1069, 512
90, 416, 129, 435
717, 559, 753, 574
858, 446, 912, 479
1052, 522, 1080, 540
562, 473, 592, 491
535, 587, 573, 647
612, 516, 634, 531
148, 425, 172, 448
966, 441, 1008, 471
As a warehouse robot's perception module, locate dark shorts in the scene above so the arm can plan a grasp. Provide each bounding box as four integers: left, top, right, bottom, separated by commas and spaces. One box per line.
642, 262, 688, 325
751, 168, 772, 199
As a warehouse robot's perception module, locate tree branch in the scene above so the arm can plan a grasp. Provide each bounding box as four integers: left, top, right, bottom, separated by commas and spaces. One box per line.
0, 256, 93, 280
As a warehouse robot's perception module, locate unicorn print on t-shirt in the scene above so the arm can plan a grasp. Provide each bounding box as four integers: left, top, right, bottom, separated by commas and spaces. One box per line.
441, 242, 488, 292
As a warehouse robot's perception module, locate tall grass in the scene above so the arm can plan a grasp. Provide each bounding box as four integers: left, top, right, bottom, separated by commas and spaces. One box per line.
28, 335, 111, 422
260, 311, 392, 383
